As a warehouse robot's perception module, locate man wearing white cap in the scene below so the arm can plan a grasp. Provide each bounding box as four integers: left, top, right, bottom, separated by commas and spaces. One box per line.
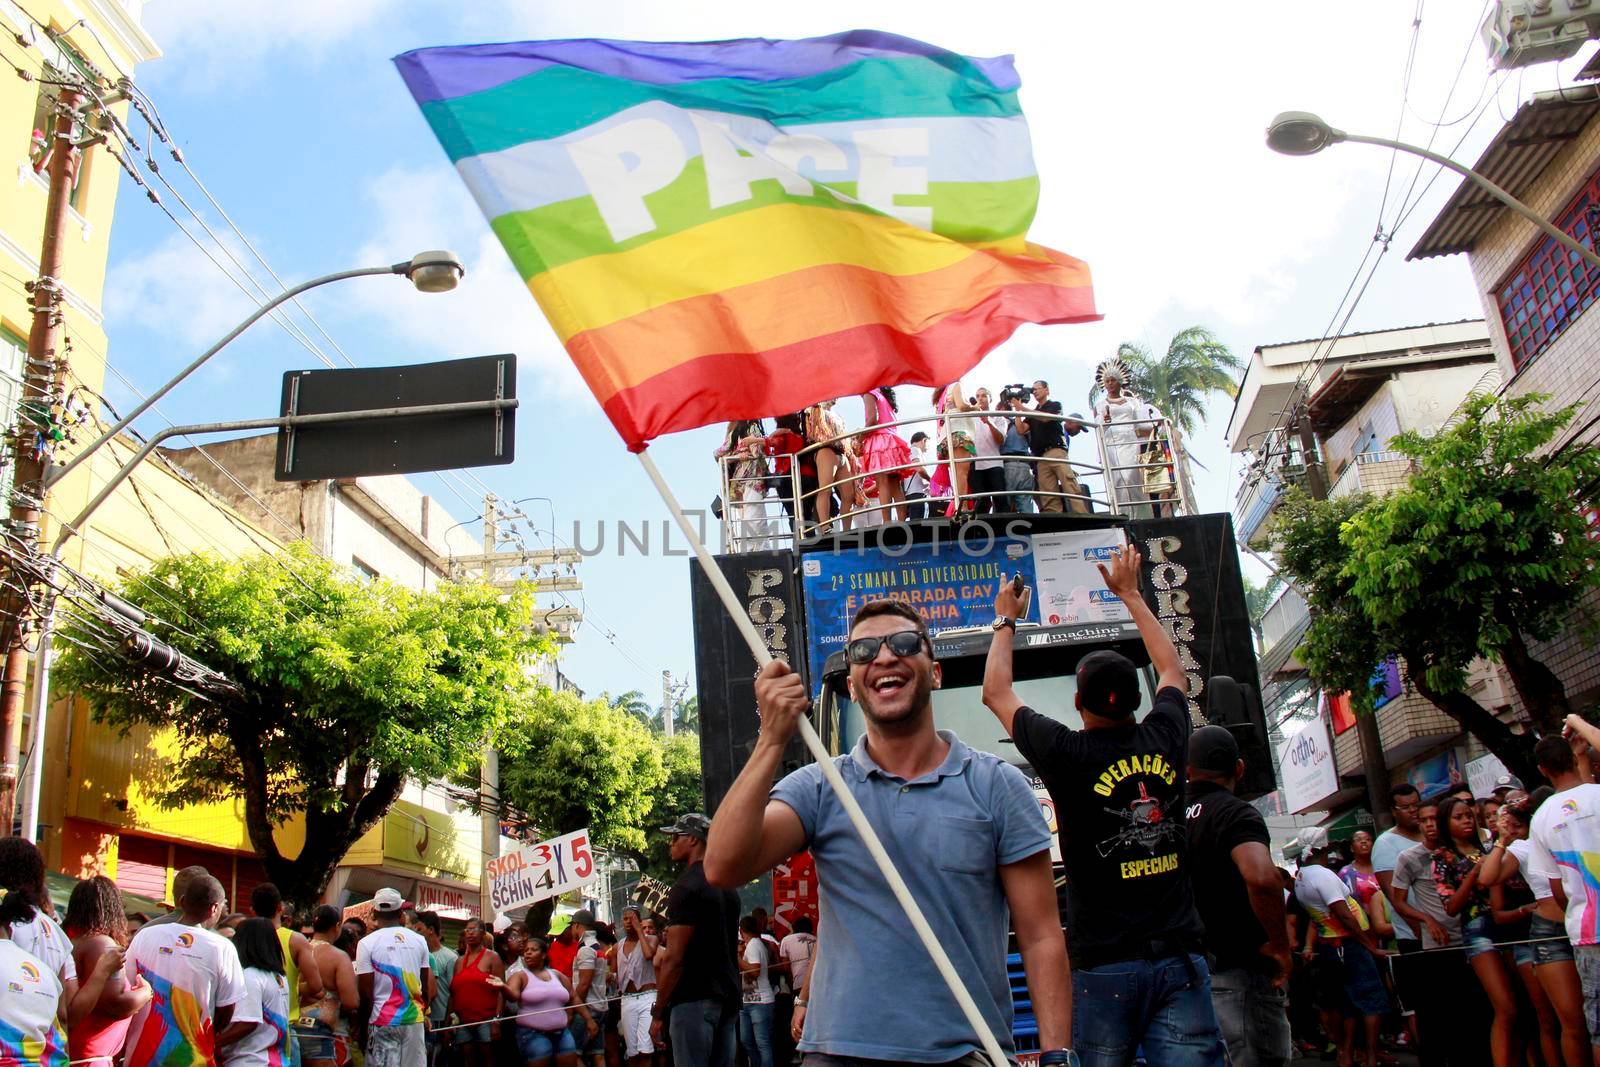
355, 888, 434, 1067
1292, 828, 1388, 1067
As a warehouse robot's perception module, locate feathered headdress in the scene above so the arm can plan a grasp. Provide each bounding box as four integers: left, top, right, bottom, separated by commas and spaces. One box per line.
1094, 357, 1132, 390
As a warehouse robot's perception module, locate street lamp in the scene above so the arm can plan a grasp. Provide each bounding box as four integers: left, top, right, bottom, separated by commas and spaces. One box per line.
14, 250, 466, 843
43, 250, 466, 492
1265, 110, 1600, 274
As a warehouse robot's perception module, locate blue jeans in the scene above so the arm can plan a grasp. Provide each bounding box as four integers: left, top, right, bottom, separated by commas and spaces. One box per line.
668, 999, 737, 1067
1072, 954, 1227, 1066
738, 1002, 773, 1067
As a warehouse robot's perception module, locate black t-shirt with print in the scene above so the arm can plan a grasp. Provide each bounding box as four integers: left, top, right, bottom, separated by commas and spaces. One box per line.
1185, 780, 1273, 973
1013, 686, 1204, 963
664, 861, 742, 1008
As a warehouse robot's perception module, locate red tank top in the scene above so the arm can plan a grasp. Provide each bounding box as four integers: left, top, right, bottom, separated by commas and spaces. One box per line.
450, 948, 501, 1022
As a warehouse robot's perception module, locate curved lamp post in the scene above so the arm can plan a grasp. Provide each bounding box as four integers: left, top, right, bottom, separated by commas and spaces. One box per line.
1265, 110, 1600, 274
44, 250, 466, 491
16, 250, 465, 843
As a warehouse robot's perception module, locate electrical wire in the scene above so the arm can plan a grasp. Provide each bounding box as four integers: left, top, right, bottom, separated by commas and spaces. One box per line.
1376, 1, 1427, 232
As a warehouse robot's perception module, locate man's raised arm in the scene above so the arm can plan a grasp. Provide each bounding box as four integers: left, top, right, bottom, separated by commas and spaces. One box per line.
704, 659, 810, 888
1099, 545, 1186, 695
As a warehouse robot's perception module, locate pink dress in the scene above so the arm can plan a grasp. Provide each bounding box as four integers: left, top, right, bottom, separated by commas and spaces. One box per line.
857, 390, 911, 476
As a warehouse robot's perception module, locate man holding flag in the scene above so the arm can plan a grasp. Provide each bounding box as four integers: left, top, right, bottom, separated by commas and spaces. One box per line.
705, 599, 1075, 1065
396, 28, 1101, 1067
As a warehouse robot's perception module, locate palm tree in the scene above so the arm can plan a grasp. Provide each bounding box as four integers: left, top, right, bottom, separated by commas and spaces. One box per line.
1089, 326, 1243, 508
1242, 575, 1285, 651
672, 694, 700, 735
1088, 326, 1243, 436
605, 689, 655, 728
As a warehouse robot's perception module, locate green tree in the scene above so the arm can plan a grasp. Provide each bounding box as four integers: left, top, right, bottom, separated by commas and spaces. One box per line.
494, 691, 669, 931
1271, 393, 1600, 784
605, 689, 656, 729
497, 691, 667, 852
671, 694, 700, 736
634, 733, 704, 884
56, 543, 551, 906
1089, 326, 1243, 436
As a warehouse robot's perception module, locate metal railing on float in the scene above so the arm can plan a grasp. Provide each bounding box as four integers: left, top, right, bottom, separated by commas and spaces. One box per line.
715, 408, 1196, 554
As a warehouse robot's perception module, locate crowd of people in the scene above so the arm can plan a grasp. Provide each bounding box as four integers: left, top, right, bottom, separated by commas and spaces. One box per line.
713, 362, 1178, 547
683, 541, 1600, 1067
0, 822, 829, 1067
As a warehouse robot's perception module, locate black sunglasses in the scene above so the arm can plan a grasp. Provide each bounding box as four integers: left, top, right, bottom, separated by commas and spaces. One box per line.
847, 630, 928, 665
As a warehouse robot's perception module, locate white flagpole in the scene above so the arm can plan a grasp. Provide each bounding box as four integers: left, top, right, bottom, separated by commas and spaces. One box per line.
637, 449, 1012, 1067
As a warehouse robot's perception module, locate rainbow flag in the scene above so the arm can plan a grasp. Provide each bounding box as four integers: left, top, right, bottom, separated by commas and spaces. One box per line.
396, 31, 1098, 450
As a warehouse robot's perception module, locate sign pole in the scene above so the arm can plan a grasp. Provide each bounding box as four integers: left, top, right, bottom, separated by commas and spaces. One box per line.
636, 449, 1010, 1067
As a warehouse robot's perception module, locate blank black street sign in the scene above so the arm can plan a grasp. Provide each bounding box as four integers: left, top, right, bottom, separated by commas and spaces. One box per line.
275, 354, 516, 481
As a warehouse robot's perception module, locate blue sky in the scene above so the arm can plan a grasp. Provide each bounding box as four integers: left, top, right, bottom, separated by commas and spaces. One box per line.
98, 1, 1571, 702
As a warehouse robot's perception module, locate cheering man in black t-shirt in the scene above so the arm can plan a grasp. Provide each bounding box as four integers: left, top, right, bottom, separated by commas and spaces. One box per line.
983, 544, 1226, 1066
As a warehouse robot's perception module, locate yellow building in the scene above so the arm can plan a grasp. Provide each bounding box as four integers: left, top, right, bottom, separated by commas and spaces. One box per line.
0, 5, 496, 919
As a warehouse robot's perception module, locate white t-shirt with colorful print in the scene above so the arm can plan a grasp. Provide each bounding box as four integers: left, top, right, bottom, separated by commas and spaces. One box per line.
123, 922, 247, 1067
220, 969, 290, 1067
1294, 862, 1370, 941
354, 926, 430, 1027
1528, 782, 1600, 946
0, 938, 66, 1067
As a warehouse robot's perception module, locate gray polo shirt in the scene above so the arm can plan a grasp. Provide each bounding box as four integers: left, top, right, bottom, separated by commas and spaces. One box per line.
771, 730, 1051, 1063
1391, 843, 1462, 949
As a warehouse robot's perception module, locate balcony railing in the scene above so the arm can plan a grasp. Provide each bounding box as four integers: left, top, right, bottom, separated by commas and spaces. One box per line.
1259, 587, 1310, 657
715, 408, 1196, 553
1328, 450, 1417, 500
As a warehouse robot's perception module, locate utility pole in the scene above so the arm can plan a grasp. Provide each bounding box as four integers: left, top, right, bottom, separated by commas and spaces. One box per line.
452, 493, 582, 641
662, 669, 674, 737
0, 91, 82, 834
477, 493, 500, 922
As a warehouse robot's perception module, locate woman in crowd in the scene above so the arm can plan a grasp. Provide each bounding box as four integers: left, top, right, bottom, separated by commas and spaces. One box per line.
1092, 360, 1164, 517
1488, 792, 1562, 1067
737, 916, 775, 1067
763, 414, 814, 530
1, 880, 71, 1067
856, 387, 910, 523
714, 418, 774, 551
1481, 787, 1589, 1066
933, 384, 977, 517
1433, 795, 1519, 1066
64, 876, 150, 1067
499, 936, 593, 1067
452, 917, 507, 1067
806, 401, 857, 532
0, 838, 108, 1028
1338, 831, 1396, 944
220, 918, 292, 1067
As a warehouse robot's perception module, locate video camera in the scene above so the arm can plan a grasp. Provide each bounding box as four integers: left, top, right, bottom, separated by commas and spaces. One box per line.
998, 383, 1031, 406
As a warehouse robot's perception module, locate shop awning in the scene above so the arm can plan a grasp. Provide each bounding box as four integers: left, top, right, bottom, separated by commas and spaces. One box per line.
1319, 808, 1376, 842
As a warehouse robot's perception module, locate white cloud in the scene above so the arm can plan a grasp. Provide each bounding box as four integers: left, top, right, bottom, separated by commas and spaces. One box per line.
141, 0, 390, 82
105, 226, 263, 350
344, 164, 587, 397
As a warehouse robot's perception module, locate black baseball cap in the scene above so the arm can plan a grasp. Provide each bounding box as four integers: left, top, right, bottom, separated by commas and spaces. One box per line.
1187, 726, 1240, 775
1076, 651, 1141, 717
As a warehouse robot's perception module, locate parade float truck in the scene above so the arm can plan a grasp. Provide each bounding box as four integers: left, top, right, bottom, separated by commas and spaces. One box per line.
689, 509, 1270, 1054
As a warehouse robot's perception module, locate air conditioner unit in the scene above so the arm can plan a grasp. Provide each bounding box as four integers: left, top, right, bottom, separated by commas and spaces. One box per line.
1484, 0, 1600, 69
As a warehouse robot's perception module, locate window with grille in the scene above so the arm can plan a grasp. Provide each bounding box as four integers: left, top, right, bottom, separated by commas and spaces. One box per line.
1495, 163, 1600, 371
0, 329, 24, 493
25, 44, 92, 210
